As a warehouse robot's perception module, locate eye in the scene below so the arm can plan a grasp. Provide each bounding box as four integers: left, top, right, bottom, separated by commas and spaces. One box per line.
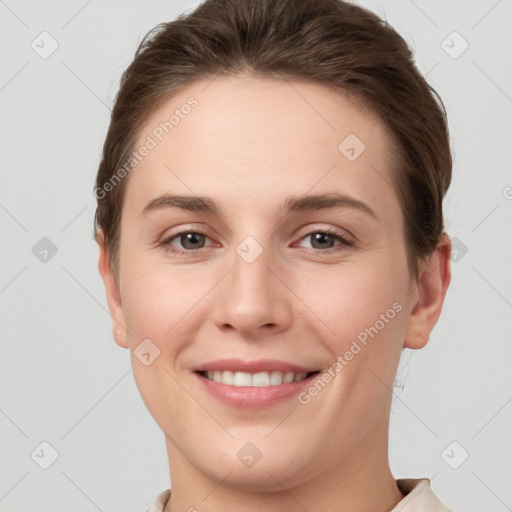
296, 229, 354, 252
158, 228, 354, 255
160, 231, 213, 253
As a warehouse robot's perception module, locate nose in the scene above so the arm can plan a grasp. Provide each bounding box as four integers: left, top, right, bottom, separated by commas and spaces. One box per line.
210, 243, 293, 339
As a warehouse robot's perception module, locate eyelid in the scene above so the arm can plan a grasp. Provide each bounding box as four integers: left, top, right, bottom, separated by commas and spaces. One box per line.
158, 223, 356, 254
294, 223, 355, 243
159, 228, 214, 248
154, 223, 211, 253
293, 226, 355, 251
158, 222, 215, 240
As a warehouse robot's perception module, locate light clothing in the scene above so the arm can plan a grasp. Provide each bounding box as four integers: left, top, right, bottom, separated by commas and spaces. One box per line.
392, 479, 452, 511
145, 478, 452, 511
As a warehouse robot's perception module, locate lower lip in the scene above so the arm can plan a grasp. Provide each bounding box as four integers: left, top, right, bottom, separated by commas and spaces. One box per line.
193, 372, 319, 408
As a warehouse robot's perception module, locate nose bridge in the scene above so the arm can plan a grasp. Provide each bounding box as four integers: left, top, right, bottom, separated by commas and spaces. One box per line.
211, 236, 292, 336
232, 241, 273, 301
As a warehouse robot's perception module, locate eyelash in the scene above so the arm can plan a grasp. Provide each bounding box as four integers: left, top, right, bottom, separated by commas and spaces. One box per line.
159, 228, 355, 255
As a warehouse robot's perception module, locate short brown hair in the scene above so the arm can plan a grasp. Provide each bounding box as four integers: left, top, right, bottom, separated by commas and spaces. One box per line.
94, 0, 452, 280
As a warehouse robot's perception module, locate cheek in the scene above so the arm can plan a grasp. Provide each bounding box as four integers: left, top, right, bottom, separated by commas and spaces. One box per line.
120, 264, 205, 433
302, 262, 407, 344
121, 265, 206, 346
298, 258, 409, 419
120, 239, 409, 361
118, 222, 204, 339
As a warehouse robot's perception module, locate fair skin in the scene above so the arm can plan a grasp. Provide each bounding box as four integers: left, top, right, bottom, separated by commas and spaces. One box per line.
97, 75, 451, 512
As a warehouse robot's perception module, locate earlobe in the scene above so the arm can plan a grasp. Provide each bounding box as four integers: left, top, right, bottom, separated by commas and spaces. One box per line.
96, 230, 129, 349
403, 234, 452, 350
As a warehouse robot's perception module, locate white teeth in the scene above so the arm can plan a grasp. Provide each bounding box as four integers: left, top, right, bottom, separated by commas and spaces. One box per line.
221, 370, 234, 385
283, 372, 294, 383
203, 370, 310, 386
252, 372, 270, 387
233, 371, 252, 387
270, 371, 283, 385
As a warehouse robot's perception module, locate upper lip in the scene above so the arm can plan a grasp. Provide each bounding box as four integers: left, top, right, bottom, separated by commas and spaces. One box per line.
193, 358, 319, 374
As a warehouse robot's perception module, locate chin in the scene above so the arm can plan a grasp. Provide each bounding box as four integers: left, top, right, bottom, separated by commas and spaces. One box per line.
209, 463, 307, 493
191, 440, 313, 493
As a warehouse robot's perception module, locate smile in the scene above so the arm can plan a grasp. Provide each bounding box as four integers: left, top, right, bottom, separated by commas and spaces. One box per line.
198, 370, 318, 387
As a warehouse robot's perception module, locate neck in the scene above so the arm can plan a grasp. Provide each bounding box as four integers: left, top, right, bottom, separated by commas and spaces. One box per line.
163, 415, 404, 512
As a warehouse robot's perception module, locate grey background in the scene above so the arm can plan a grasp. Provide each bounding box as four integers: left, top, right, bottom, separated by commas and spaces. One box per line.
1, 0, 511, 511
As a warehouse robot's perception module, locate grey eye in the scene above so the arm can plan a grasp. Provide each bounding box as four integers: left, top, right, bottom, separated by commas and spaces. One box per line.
178, 232, 207, 250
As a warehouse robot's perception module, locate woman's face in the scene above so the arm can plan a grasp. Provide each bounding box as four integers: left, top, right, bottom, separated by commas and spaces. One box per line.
99, 75, 447, 490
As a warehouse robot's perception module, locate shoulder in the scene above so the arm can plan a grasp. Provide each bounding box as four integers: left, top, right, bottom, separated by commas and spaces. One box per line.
145, 481, 453, 512
392, 478, 453, 512
144, 488, 171, 512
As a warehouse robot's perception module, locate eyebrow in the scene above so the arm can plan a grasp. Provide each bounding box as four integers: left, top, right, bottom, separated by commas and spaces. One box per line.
141, 194, 219, 216
140, 192, 377, 219
282, 193, 377, 219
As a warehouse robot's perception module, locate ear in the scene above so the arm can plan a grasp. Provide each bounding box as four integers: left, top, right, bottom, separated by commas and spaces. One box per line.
96, 229, 129, 349
403, 234, 452, 349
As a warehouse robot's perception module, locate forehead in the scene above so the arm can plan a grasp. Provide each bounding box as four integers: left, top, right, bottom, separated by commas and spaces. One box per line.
127, 75, 400, 219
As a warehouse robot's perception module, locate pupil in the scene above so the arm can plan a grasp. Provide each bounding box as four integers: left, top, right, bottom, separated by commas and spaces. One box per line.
182, 233, 204, 249
312, 232, 333, 249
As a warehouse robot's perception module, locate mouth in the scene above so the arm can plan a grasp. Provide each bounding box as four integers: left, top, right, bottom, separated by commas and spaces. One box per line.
192, 368, 320, 410
192, 360, 322, 408
196, 370, 320, 387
